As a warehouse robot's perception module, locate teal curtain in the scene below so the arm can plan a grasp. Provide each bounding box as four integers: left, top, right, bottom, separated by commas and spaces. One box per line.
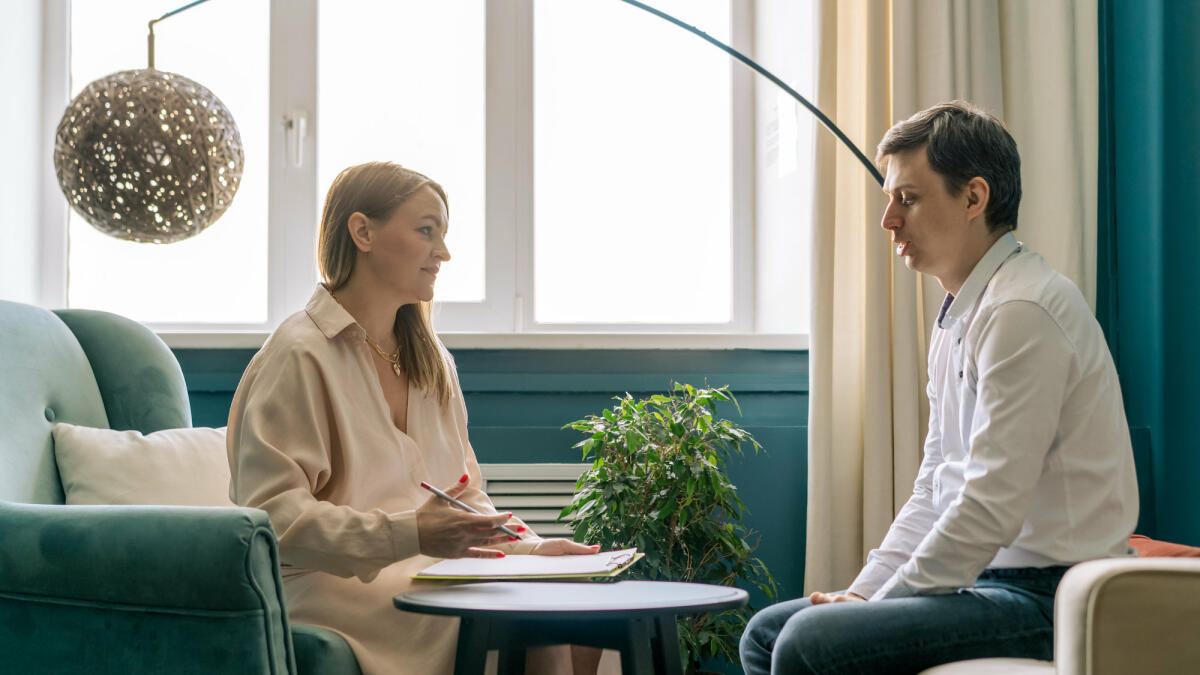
1098, 0, 1200, 544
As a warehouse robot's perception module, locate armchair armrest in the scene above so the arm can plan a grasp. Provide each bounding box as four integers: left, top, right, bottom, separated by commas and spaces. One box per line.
1055, 557, 1200, 675
0, 502, 282, 610
0, 501, 296, 674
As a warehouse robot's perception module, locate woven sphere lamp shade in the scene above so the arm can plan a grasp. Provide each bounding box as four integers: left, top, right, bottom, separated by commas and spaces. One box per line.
53, 68, 244, 244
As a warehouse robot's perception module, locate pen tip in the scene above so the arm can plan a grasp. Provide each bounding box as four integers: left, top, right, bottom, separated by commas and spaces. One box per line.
420, 481, 431, 489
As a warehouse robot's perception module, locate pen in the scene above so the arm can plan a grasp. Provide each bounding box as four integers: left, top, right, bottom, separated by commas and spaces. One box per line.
419, 481, 524, 539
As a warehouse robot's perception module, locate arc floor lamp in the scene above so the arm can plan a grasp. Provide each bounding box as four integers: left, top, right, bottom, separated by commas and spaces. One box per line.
620, 0, 885, 188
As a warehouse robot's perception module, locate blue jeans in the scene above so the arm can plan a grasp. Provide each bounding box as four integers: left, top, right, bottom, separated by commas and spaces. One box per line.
739, 566, 1069, 675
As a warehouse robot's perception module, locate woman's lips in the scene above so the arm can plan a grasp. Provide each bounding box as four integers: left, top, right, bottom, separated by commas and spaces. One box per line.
896, 241, 910, 256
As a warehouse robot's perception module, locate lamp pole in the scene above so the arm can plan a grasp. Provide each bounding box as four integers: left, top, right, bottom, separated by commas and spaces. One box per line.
619, 0, 884, 187
147, 0, 213, 69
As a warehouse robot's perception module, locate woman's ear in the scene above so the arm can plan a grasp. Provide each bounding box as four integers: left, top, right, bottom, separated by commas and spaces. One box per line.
347, 212, 373, 253
965, 176, 990, 224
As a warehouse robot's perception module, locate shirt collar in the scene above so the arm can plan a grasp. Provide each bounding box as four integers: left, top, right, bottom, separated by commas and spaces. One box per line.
305, 284, 365, 341
937, 231, 1021, 330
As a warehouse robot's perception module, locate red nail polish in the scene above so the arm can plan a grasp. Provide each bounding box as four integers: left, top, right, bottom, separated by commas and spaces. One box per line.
459, 474, 469, 483
517, 526, 527, 532
509, 537, 518, 541
497, 552, 506, 558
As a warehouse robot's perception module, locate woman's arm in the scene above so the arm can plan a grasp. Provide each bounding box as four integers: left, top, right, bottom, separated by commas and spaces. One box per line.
229, 348, 418, 581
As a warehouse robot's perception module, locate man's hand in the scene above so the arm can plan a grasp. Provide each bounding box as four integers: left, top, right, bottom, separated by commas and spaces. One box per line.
809, 591, 866, 605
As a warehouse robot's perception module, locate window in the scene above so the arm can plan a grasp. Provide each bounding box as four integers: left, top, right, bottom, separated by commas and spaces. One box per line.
67, 0, 270, 325
317, 1, 486, 305
532, 1, 735, 327
48, 0, 813, 342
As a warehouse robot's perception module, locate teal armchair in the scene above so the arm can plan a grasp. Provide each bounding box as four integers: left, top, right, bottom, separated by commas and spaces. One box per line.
0, 300, 360, 674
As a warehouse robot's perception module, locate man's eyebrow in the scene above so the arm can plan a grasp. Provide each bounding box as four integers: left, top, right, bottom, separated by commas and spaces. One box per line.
882, 183, 917, 195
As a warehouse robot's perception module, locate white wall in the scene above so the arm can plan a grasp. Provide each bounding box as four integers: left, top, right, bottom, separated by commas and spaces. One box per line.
0, 0, 44, 304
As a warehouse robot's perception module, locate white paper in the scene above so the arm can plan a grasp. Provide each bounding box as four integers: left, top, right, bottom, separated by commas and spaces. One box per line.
416, 548, 638, 578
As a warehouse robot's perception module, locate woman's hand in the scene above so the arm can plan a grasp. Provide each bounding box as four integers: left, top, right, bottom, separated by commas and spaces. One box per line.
528, 538, 601, 556
416, 475, 515, 559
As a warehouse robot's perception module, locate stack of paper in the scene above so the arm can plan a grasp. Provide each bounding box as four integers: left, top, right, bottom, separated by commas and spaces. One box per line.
414, 548, 643, 580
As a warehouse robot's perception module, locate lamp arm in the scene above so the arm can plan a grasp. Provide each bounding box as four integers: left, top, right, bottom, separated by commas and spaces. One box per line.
147, 0, 214, 70
619, 0, 885, 186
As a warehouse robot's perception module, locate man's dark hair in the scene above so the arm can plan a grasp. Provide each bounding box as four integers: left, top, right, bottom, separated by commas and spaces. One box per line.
876, 101, 1021, 232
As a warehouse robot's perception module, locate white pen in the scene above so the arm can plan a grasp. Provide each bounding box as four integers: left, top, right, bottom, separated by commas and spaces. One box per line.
419, 481, 524, 539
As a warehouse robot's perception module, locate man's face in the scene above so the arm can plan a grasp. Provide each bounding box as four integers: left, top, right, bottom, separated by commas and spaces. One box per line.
880, 147, 979, 289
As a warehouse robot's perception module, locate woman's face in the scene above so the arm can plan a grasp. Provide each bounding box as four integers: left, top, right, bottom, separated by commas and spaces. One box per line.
360, 185, 451, 305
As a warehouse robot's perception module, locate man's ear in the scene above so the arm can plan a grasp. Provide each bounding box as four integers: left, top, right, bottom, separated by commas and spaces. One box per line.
347, 212, 373, 253
965, 176, 990, 224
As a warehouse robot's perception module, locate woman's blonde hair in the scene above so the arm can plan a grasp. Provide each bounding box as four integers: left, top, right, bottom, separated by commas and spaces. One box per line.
317, 161, 451, 405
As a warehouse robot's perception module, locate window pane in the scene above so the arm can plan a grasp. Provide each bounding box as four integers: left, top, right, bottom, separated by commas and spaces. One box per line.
318, 0, 486, 303
534, 0, 732, 324
67, 0, 268, 324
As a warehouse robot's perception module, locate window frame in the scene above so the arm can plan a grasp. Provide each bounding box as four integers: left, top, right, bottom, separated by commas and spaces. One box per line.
41, 0, 799, 345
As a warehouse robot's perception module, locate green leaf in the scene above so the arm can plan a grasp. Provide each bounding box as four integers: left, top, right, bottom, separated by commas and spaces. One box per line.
560, 382, 778, 670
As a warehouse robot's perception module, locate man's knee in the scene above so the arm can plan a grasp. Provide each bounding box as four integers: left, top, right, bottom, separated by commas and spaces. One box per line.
741, 598, 819, 674
771, 603, 860, 674
746, 599, 813, 646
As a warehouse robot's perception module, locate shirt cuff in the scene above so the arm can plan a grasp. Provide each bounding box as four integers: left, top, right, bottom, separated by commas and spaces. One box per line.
386, 509, 421, 562
869, 569, 959, 601
847, 560, 898, 600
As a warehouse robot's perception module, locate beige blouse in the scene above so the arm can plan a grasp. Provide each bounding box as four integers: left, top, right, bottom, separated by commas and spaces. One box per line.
227, 286, 549, 675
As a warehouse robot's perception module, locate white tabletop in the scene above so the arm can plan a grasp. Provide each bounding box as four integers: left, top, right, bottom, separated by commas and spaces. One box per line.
396, 580, 748, 620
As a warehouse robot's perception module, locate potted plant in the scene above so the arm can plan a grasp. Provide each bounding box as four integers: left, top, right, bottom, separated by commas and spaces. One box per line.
560, 383, 778, 674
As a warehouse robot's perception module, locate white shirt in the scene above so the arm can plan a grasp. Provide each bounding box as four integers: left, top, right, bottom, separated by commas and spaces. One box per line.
848, 232, 1139, 601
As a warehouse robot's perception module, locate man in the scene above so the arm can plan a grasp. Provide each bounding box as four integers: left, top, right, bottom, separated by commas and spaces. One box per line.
740, 101, 1139, 675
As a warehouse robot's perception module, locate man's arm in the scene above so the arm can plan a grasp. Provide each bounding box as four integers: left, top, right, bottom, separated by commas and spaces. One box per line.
873, 300, 1074, 599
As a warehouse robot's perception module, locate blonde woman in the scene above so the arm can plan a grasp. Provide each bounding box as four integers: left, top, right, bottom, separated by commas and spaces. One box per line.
228, 162, 597, 674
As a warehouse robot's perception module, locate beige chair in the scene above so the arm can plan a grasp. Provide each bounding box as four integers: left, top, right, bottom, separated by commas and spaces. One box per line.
922, 556, 1200, 675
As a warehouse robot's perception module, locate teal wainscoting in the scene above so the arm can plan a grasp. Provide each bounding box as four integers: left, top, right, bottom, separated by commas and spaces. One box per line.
1100, 0, 1200, 544
175, 347, 809, 624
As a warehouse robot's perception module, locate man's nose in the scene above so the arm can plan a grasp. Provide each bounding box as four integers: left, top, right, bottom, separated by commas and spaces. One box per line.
881, 202, 901, 231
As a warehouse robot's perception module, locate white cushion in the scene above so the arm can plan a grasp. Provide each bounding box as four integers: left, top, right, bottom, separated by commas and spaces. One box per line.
52, 423, 234, 506
919, 658, 1054, 675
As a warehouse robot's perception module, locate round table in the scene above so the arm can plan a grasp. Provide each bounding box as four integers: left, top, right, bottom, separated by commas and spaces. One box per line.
395, 580, 748, 674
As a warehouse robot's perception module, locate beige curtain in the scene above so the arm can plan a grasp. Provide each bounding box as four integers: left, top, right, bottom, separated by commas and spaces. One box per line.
804, 0, 1098, 594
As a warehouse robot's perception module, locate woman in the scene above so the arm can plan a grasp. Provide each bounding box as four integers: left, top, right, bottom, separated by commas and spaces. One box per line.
228, 161, 596, 674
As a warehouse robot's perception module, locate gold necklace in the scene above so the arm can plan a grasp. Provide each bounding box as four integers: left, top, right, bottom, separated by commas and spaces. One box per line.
364, 334, 402, 377
329, 291, 403, 376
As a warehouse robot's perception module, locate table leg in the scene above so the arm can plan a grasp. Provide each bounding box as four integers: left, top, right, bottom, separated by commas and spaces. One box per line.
455, 617, 490, 675
618, 618, 654, 675
651, 616, 684, 675
496, 648, 526, 675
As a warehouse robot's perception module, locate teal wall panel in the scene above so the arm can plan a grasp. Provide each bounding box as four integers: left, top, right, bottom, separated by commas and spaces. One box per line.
174, 348, 809, 609
1102, 0, 1200, 544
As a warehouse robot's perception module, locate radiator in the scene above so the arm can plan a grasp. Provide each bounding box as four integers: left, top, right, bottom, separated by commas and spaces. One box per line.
479, 463, 588, 538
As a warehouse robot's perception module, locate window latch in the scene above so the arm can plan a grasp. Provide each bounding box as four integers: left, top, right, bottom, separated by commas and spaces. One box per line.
283, 111, 309, 168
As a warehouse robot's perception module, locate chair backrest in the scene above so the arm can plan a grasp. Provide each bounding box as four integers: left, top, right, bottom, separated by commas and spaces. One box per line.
0, 301, 192, 504
0, 301, 107, 504
54, 308, 191, 433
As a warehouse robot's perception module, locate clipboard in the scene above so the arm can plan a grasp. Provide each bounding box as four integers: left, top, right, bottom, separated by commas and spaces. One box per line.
413, 548, 644, 581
